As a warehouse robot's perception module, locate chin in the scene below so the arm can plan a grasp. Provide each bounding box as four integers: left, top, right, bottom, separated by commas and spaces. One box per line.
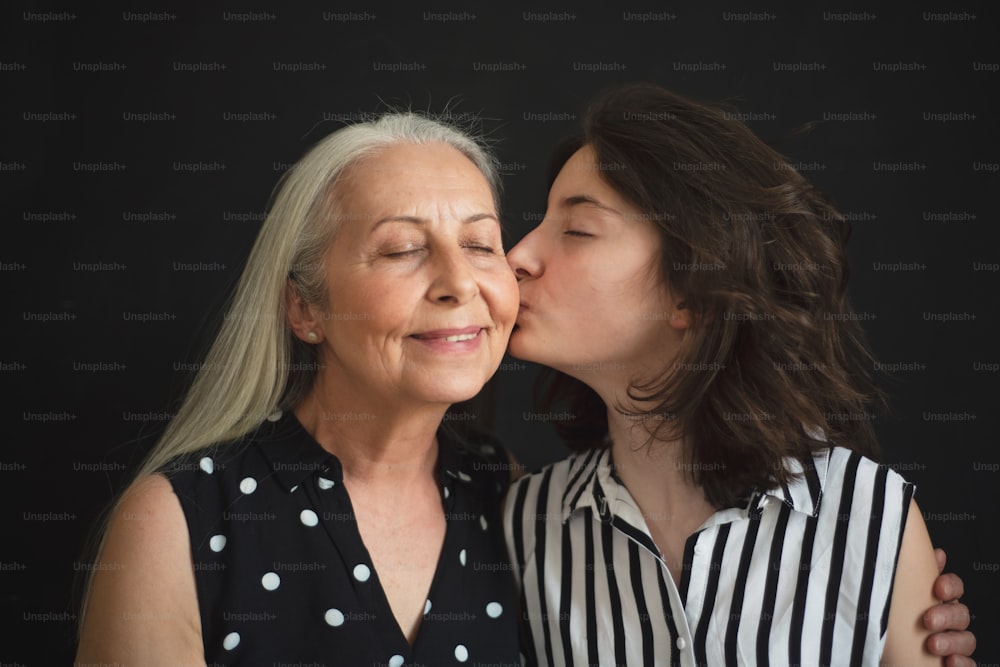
416, 378, 490, 406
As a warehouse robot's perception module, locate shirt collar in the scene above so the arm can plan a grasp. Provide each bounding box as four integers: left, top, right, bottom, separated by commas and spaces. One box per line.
254, 410, 469, 495
254, 411, 338, 491
758, 447, 831, 517
561, 448, 614, 523
561, 445, 832, 522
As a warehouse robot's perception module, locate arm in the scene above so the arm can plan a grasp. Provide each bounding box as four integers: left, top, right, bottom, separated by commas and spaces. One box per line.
924, 548, 976, 667
881, 499, 945, 667
75, 474, 206, 666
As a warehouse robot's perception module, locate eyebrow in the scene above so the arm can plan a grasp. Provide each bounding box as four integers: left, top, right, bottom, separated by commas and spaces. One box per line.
562, 194, 622, 216
371, 212, 499, 229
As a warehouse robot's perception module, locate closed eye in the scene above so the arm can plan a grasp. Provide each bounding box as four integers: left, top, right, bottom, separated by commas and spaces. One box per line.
563, 230, 593, 238
462, 242, 498, 254
383, 247, 426, 259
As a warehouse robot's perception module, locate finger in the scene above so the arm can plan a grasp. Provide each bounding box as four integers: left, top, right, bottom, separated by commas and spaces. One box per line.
927, 631, 977, 658
935, 546, 947, 573
932, 572, 966, 602
924, 602, 971, 631
944, 658, 977, 667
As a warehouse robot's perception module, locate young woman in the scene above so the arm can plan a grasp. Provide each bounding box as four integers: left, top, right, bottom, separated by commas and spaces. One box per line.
504, 83, 972, 666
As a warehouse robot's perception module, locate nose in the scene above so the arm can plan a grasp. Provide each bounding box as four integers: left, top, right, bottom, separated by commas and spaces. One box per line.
506, 228, 543, 282
427, 245, 479, 305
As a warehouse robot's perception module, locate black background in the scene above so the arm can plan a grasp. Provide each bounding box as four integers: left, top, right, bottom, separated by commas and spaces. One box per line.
2, 3, 998, 664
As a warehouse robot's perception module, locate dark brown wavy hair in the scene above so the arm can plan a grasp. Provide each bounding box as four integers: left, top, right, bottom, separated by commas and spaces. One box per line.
542, 82, 885, 509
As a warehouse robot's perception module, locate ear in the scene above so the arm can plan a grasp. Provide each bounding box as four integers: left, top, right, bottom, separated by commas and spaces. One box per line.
668, 308, 691, 331
666, 292, 691, 331
285, 280, 324, 344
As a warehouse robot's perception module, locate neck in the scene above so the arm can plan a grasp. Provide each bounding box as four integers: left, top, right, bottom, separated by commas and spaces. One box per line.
293, 378, 446, 486
587, 368, 719, 537
606, 407, 711, 518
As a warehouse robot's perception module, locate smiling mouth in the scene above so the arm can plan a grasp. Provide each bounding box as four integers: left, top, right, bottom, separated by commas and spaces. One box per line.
438, 332, 478, 342
410, 327, 484, 342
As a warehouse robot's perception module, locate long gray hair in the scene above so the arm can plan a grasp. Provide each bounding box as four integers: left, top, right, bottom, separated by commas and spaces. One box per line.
78, 113, 501, 628
141, 112, 501, 477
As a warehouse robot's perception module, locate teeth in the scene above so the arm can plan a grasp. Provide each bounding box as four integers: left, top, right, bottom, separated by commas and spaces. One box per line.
443, 332, 477, 342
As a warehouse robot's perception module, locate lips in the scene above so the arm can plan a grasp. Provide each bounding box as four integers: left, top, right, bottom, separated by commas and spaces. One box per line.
515, 302, 534, 320
410, 326, 483, 341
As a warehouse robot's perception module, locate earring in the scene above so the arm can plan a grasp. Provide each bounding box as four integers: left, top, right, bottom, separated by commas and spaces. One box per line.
306, 331, 319, 342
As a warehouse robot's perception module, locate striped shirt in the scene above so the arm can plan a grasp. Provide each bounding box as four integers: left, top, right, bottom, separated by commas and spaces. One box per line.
503, 445, 913, 666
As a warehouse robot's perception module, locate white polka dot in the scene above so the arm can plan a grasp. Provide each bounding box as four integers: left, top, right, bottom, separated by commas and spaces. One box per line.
424, 599, 432, 615
455, 644, 469, 662
209, 535, 227, 552
479, 515, 488, 531
300, 509, 319, 527
261, 571, 280, 591
459, 549, 467, 566
324, 608, 344, 626
457, 471, 472, 482
289, 485, 299, 493
388, 656, 404, 667
222, 631, 240, 650
353, 563, 371, 582
199, 457, 214, 474
267, 410, 283, 422
239, 477, 257, 494
481, 444, 496, 456
317, 476, 335, 490
443, 486, 450, 499
486, 601, 503, 618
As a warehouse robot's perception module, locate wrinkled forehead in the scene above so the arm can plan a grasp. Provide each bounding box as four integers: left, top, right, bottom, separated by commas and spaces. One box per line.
322, 144, 499, 239
336, 143, 496, 211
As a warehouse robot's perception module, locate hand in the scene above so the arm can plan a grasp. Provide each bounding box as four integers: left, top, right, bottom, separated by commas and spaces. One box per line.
924, 548, 976, 666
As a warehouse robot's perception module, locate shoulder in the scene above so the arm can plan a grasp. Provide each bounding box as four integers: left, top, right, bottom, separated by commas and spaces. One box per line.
503, 449, 604, 527
502, 449, 605, 568
159, 438, 255, 487
512, 448, 603, 495
807, 447, 919, 547
108, 473, 190, 543
76, 473, 203, 663
97, 473, 192, 570
822, 446, 914, 495
157, 430, 273, 517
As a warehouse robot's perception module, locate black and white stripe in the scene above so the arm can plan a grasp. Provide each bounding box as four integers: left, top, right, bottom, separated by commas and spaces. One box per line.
503, 446, 913, 666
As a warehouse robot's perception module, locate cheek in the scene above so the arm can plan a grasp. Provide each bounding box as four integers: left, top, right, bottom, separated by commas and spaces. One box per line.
478, 263, 519, 321
326, 274, 412, 339
497, 271, 521, 322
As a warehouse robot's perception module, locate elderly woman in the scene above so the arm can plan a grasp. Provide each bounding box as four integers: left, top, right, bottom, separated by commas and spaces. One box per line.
504, 83, 976, 666
75, 115, 521, 665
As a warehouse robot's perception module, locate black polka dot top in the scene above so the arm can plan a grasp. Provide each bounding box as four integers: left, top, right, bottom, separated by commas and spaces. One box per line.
162, 410, 520, 666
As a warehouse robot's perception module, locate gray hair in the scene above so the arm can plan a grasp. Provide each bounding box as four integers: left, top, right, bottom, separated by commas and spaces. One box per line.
141, 112, 501, 477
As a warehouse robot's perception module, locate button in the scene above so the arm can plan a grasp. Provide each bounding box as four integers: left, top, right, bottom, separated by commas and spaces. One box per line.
693, 543, 705, 555
676, 636, 688, 650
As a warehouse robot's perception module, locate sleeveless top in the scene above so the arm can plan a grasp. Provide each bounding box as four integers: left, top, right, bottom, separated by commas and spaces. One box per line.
163, 410, 520, 666
505, 446, 914, 666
